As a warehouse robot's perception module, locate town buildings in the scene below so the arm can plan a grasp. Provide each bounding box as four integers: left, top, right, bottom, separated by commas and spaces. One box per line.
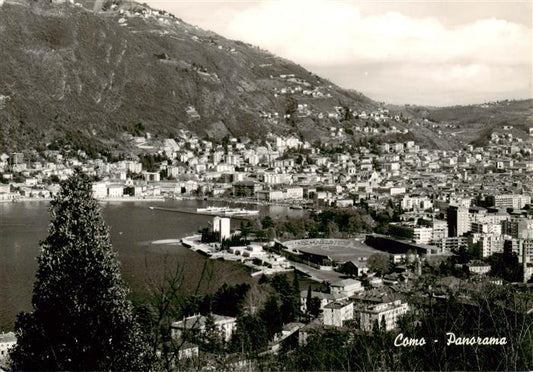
2, 121, 532, 281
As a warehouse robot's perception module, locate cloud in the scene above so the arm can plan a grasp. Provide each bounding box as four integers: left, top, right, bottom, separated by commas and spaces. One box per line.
225, 0, 531, 65
221, 0, 531, 104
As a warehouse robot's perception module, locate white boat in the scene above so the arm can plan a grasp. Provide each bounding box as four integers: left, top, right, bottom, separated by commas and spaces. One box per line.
227, 209, 260, 216
196, 206, 259, 216
197, 206, 227, 213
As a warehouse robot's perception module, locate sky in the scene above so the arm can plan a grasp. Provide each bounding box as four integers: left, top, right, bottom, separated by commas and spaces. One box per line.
145, 0, 532, 106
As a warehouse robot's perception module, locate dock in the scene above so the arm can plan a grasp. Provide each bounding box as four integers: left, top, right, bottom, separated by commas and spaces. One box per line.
180, 235, 216, 256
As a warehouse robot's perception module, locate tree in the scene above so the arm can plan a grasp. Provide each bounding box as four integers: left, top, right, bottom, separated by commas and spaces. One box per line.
10, 170, 149, 371
488, 252, 523, 282
240, 220, 252, 242
140, 264, 188, 371
270, 274, 300, 323
261, 215, 274, 229
306, 286, 312, 310
200, 314, 224, 353
230, 313, 268, 356
260, 295, 283, 340
210, 283, 250, 317
367, 253, 391, 276
306, 286, 320, 318
308, 297, 321, 318
285, 95, 298, 126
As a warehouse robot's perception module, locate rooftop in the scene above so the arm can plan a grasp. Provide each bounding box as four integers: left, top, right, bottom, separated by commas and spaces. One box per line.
324, 299, 353, 310
171, 314, 236, 330
331, 279, 362, 288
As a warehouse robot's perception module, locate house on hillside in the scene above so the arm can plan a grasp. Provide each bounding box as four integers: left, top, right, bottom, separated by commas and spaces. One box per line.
323, 299, 354, 327
299, 290, 345, 313
171, 314, 236, 342
330, 279, 364, 297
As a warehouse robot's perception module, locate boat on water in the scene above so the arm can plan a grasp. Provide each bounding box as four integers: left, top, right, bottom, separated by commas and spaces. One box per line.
196, 206, 260, 216
289, 205, 303, 210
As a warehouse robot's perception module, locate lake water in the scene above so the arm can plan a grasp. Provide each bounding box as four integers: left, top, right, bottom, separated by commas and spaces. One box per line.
0, 199, 304, 331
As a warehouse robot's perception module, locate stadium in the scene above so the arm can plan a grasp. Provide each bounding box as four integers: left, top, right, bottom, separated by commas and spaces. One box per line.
276, 238, 380, 266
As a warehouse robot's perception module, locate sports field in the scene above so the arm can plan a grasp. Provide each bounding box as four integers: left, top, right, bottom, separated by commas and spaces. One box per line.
282, 238, 380, 262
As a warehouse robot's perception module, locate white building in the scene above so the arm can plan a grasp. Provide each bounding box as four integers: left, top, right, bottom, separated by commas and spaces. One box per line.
262, 172, 293, 185
284, 187, 304, 199
92, 182, 108, 199
256, 190, 284, 201
357, 300, 409, 332
121, 160, 142, 173
494, 194, 530, 210
413, 227, 433, 244
467, 262, 491, 275
502, 218, 533, 239
215, 164, 235, 173
504, 238, 533, 263
107, 184, 124, 198
177, 342, 199, 361
401, 195, 433, 211
431, 220, 448, 242
171, 314, 237, 342
323, 300, 354, 327
0, 332, 16, 365
330, 279, 363, 297
142, 171, 160, 182
213, 216, 231, 241
477, 233, 505, 258
299, 290, 344, 313
471, 222, 502, 236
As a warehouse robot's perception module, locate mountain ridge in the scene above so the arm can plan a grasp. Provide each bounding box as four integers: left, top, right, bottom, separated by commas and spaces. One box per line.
0, 0, 531, 154
0, 0, 378, 153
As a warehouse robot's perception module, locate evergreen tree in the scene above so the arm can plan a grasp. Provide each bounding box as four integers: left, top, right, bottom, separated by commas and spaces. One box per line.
271, 274, 300, 323
305, 286, 321, 318
292, 271, 300, 295
306, 286, 313, 313
10, 171, 149, 371
260, 295, 283, 340
230, 313, 268, 356
308, 297, 321, 318
200, 314, 224, 353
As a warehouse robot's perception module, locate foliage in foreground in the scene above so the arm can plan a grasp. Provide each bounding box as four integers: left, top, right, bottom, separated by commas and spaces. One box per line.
10, 171, 150, 371
264, 284, 533, 372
